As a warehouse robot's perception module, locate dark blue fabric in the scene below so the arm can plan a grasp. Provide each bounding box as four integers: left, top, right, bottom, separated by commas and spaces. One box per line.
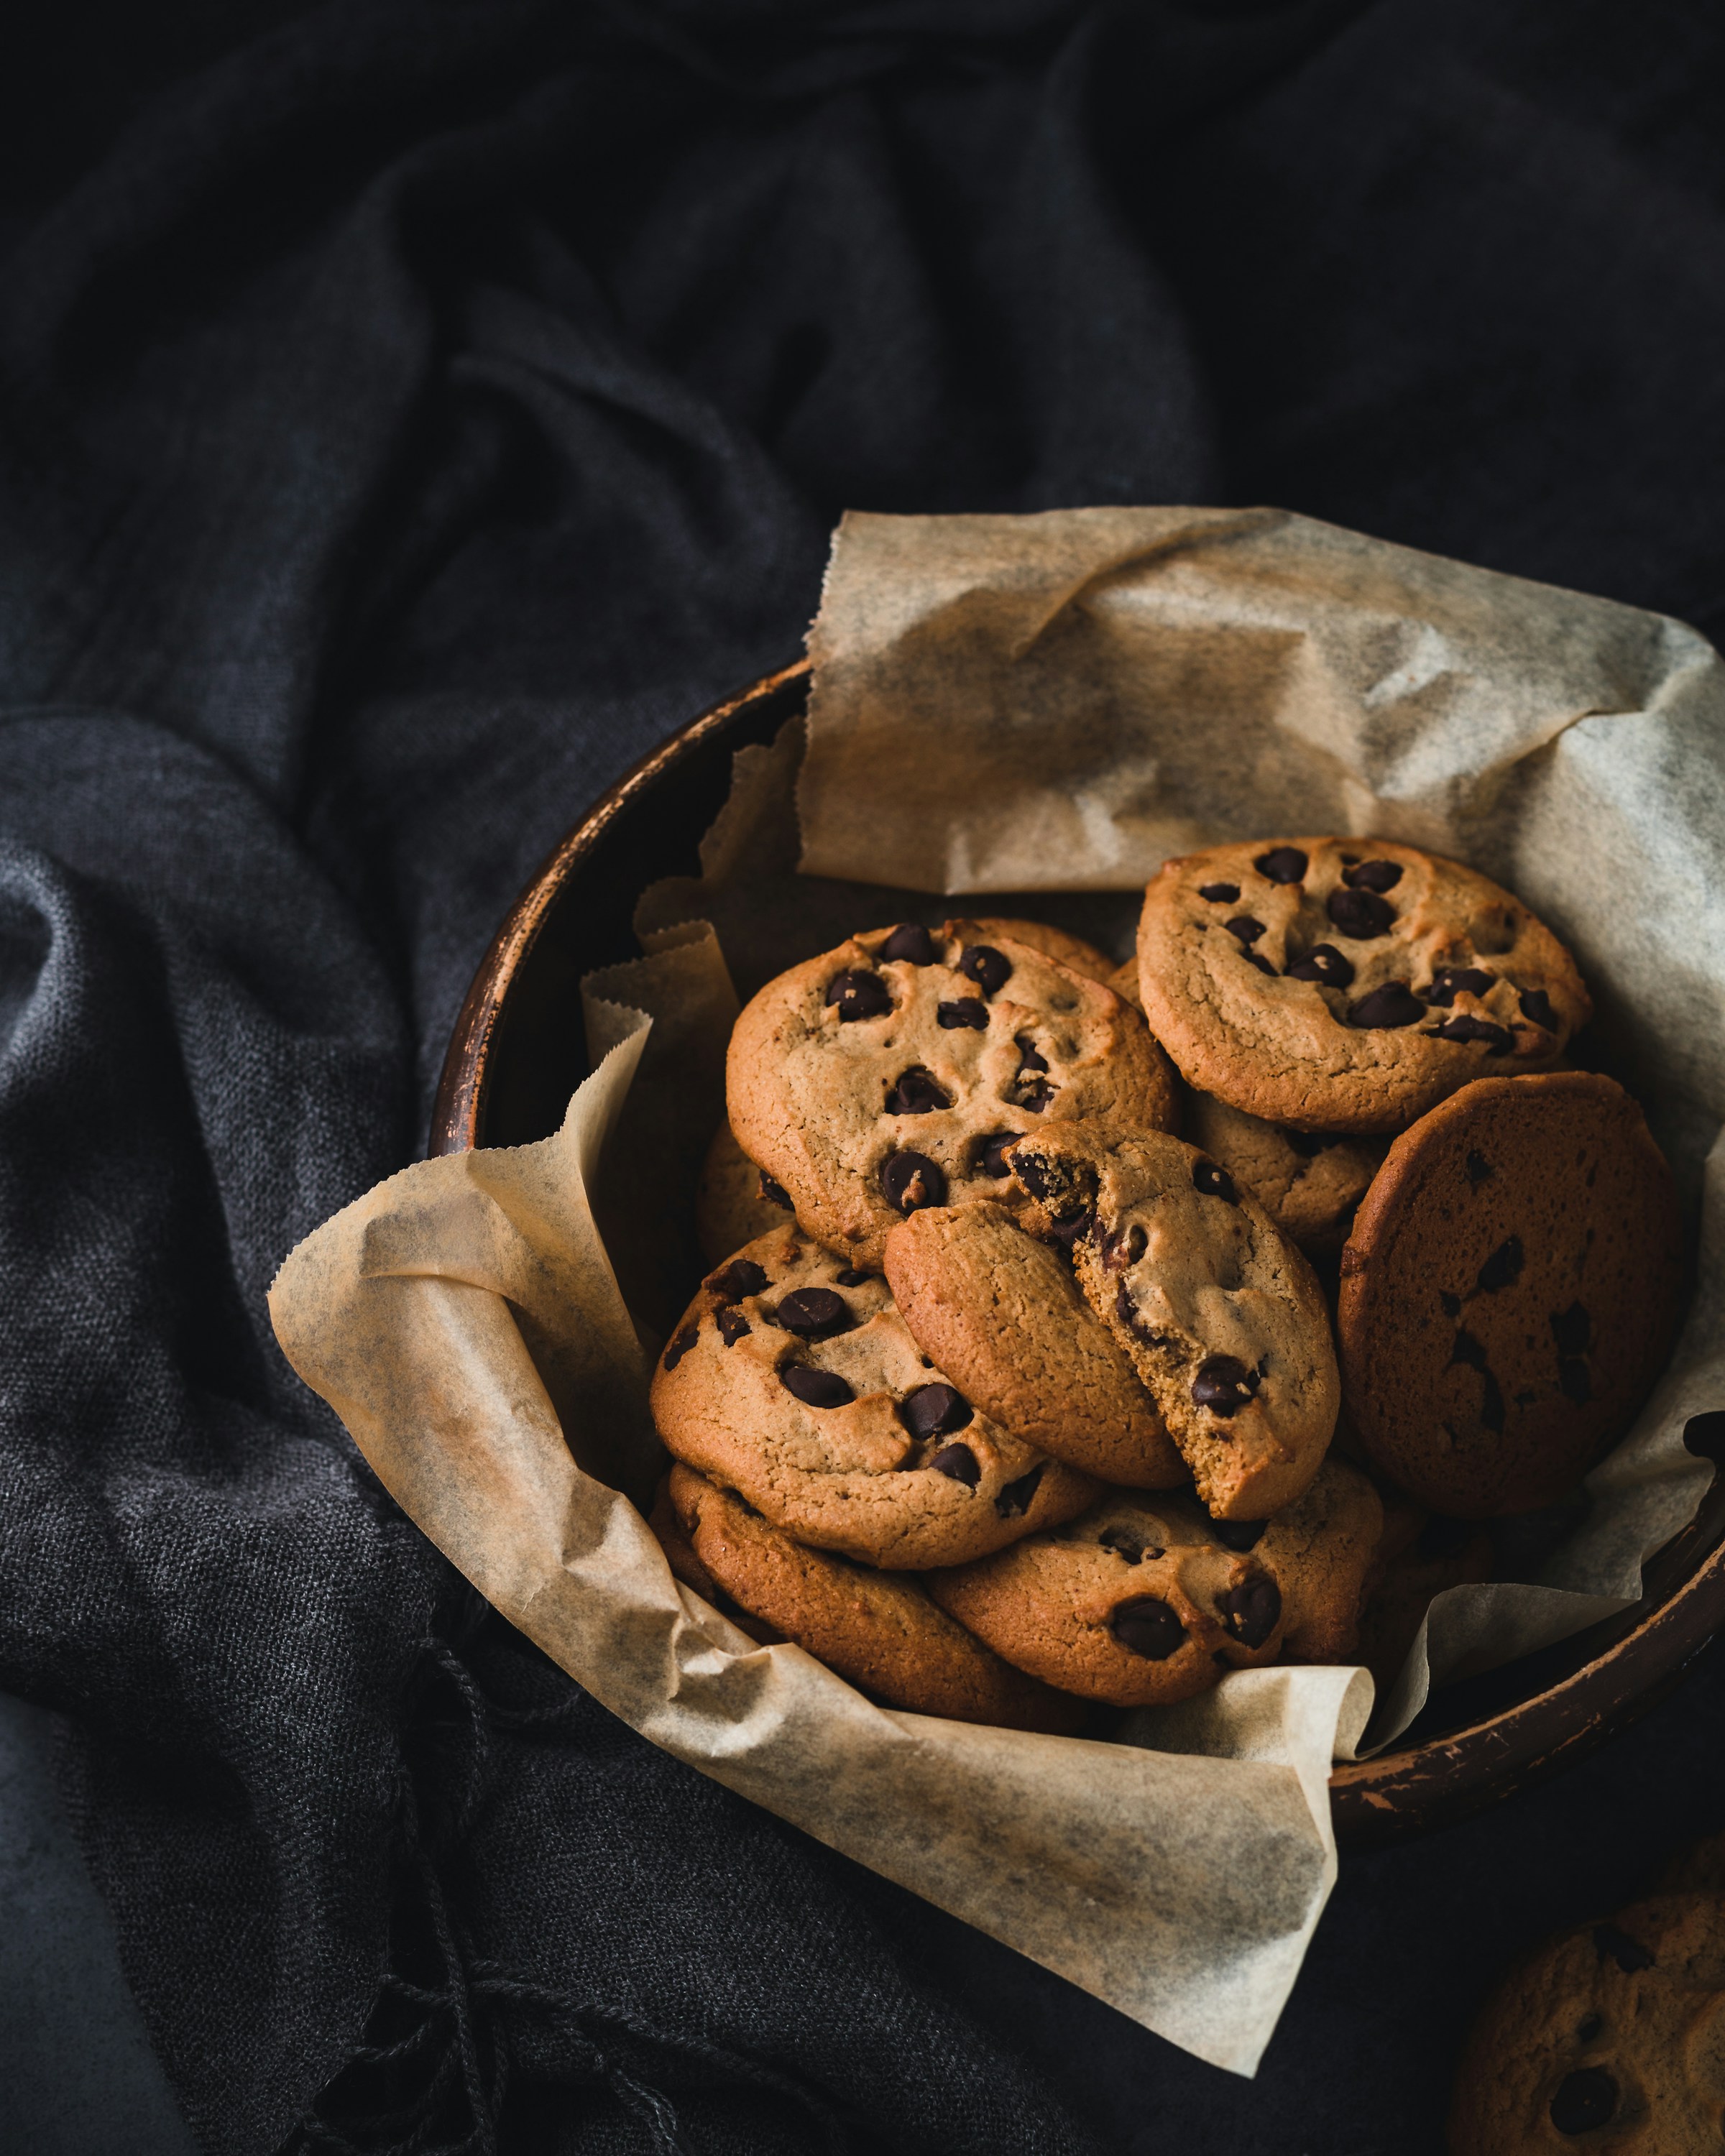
1, 2, 1723, 2150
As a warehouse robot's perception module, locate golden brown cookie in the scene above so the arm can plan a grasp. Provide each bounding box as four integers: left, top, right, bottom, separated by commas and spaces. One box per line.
957, 916, 1117, 985
1136, 839, 1590, 1134
1449, 1894, 1725, 2152
694, 1120, 799, 1268
727, 922, 1177, 1268
1108, 957, 1144, 1013
1339, 1073, 1683, 1516
882, 1199, 1187, 1488
1184, 1090, 1386, 1256
926, 1487, 1286, 1708
650, 1225, 1098, 1568
664, 1466, 1085, 1733
648, 1473, 782, 1646
1006, 1123, 1340, 1519
1230, 1455, 1385, 1663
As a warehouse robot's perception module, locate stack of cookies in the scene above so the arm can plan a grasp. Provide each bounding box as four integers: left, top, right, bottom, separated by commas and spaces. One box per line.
648, 842, 1683, 1732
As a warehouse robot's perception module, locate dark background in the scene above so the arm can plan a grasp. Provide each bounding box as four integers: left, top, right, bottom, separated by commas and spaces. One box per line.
1, 2, 1722, 2151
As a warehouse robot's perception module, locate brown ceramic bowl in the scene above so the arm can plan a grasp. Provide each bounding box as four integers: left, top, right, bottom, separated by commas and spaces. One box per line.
431, 660, 1725, 1847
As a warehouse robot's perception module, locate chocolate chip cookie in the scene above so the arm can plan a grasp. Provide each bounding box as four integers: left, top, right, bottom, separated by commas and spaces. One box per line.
727, 922, 1177, 1268
1450, 1894, 1725, 2152
648, 1472, 781, 1646
695, 1120, 798, 1267
1243, 1455, 1385, 1663
650, 1224, 1098, 1568
1136, 839, 1591, 1134
1184, 1090, 1386, 1256
663, 1465, 1085, 1733
926, 1487, 1289, 1708
1006, 1124, 1340, 1519
1339, 1072, 1683, 1516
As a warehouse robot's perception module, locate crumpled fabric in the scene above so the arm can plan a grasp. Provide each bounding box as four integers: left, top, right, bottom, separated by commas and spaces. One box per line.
1, 2, 1724, 2151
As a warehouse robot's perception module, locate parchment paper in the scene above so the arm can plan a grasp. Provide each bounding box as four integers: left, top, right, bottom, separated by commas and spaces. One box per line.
272, 505, 1725, 2078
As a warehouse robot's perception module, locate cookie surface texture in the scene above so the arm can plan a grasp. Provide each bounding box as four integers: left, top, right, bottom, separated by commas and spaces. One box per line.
650, 1225, 1097, 1567
883, 1199, 1187, 1487
1339, 1072, 1683, 1516
727, 922, 1177, 1268
1184, 1089, 1386, 1255
666, 1466, 1084, 1733
926, 1487, 1287, 1708
1449, 1894, 1725, 2152
648, 1473, 782, 1646
694, 1120, 798, 1267
1136, 838, 1591, 1134
1246, 1456, 1384, 1663
1008, 1123, 1340, 1518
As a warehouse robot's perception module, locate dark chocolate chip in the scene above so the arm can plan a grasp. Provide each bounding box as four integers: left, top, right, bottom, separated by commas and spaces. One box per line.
937, 999, 989, 1031
1191, 1354, 1260, 1417
994, 1465, 1044, 1517
1255, 847, 1308, 885
1520, 986, 1559, 1031
1326, 887, 1396, 939
1476, 1237, 1524, 1292
835, 1268, 873, 1287
1225, 916, 1266, 944
1198, 881, 1241, 903
880, 1151, 947, 1215
1103, 1221, 1148, 1270
759, 1172, 794, 1210
1286, 1130, 1330, 1158
1015, 1033, 1049, 1074
1193, 1158, 1238, 1204
1593, 1924, 1655, 1973
1428, 1014, 1513, 1051
898, 1383, 974, 1439
1551, 1302, 1591, 1355
1011, 1148, 1098, 1222
1440, 1291, 1462, 1317
1342, 859, 1403, 893
1548, 2068, 1616, 2135
716, 1307, 751, 1346
1348, 982, 1425, 1028
1243, 949, 1276, 976
1223, 1577, 1282, 1649
1098, 1526, 1146, 1562
1560, 1358, 1592, 1404
878, 923, 936, 965
662, 1325, 698, 1372
1285, 943, 1355, 988
1110, 1596, 1187, 1660
1212, 1517, 1266, 1552
974, 1130, 1016, 1178
958, 944, 1012, 996
1480, 1369, 1506, 1432
825, 969, 891, 1021
885, 1067, 951, 1115
774, 1287, 855, 1340
929, 1443, 980, 1487
1425, 966, 1493, 1007
1576, 2013, 1603, 2046
1417, 1516, 1473, 1560
1047, 1206, 1095, 1248
707, 1258, 769, 1302
1450, 1330, 1489, 1370
779, 1364, 855, 1409
1465, 1149, 1494, 1185
1018, 1078, 1055, 1113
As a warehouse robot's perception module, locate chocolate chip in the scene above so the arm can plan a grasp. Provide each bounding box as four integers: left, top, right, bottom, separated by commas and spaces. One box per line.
994, 1465, 1044, 1517
1593, 1924, 1655, 1973
1011, 1148, 1097, 1220
1285, 943, 1355, 988
1191, 1355, 1259, 1417
1255, 847, 1308, 885
1098, 1526, 1146, 1562
1428, 1014, 1513, 1052
1342, 859, 1402, 893
1519, 986, 1559, 1031
1018, 1079, 1055, 1113
774, 1287, 855, 1340
974, 1130, 1016, 1178
878, 923, 935, 964
707, 1258, 769, 1302
1551, 1302, 1591, 1355
1103, 1221, 1148, 1270
937, 999, 989, 1031
1417, 1516, 1473, 1560
1348, 982, 1426, 1028
1440, 1291, 1462, 1317
759, 1172, 794, 1210
1193, 1158, 1238, 1203
779, 1365, 855, 1409
898, 1383, 974, 1439
885, 1067, 951, 1115
1548, 2068, 1616, 2135
1476, 1237, 1524, 1292
716, 1307, 751, 1346
1014, 1033, 1049, 1074
1450, 1330, 1489, 1370
825, 969, 891, 1021
929, 1443, 980, 1487
1480, 1369, 1506, 1432
835, 1268, 873, 1287
662, 1325, 698, 1372
1212, 1517, 1266, 1552
1223, 1577, 1282, 1648
1225, 916, 1266, 944
880, 1151, 947, 1214
1198, 881, 1241, 903
1242, 950, 1276, 976
1326, 887, 1395, 939
1576, 2013, 1602, 2045
1110, 1596, 1186, 1659
1465, 1150, 1493, 1185
1425, 966, 1493, 1007
958, 944, 1012, 996
1560, 1358, 1591, 1404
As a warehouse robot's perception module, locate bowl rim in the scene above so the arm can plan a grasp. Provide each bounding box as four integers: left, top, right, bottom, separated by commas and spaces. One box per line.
431, 660, 1725, 1846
